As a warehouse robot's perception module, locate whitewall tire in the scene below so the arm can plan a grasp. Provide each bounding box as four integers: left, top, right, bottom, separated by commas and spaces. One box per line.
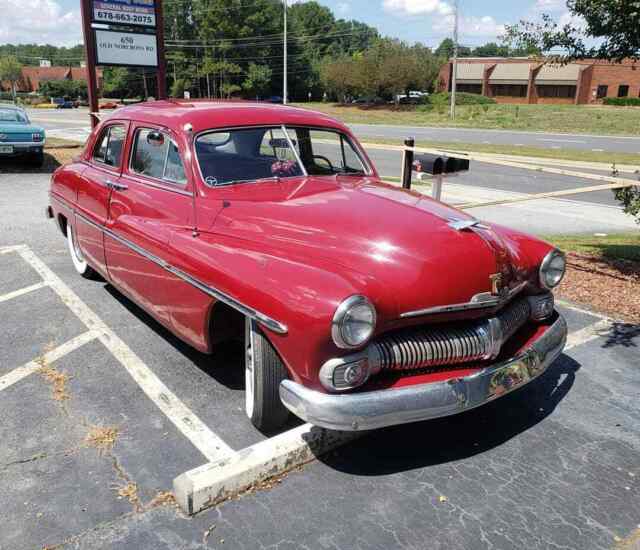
245, 318, 290, 433
66, 221, 98, 279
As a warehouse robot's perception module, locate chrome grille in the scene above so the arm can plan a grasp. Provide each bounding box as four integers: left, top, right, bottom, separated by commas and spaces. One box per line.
370, 296, 532, 372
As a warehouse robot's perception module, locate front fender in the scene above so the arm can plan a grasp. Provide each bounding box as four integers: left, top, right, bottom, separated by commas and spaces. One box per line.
168, 229, 393, 389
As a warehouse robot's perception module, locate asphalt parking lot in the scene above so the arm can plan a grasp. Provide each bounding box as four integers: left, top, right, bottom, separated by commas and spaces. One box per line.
1, 171, 639, 550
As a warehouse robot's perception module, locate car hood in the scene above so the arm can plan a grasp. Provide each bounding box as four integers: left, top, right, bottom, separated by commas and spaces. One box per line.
208, 176, 537, 317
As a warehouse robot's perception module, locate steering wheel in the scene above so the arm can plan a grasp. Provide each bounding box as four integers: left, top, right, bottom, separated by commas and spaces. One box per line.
312, 155, 335, 172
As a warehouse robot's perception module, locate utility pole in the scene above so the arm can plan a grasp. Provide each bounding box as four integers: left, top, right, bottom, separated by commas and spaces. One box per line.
450, 0, 459, 120
80, 0, 100, 128
283, 0, 288, 104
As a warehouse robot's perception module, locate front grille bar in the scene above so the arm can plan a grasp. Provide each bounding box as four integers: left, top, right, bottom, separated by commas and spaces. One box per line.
369, 296, 532, 372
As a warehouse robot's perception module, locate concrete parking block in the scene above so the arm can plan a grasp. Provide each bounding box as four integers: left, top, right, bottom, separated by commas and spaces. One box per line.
174, 423, 358, 515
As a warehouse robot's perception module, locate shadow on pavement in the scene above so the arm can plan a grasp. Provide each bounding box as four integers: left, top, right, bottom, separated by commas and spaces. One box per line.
318, 354, 581, 475
104, 284, 245, 391
602, 322, 640, 349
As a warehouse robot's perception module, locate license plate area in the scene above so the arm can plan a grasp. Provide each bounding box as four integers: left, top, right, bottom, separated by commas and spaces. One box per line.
0, 145, 14, 154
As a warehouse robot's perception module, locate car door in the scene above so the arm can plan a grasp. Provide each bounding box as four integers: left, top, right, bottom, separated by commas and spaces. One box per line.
75, 122, 128, 278
104, 123, 194, 330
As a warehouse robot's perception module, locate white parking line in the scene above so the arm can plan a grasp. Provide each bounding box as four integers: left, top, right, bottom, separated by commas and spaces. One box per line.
0, 331, 99, 392
12, 245, 235, 462
0, 245, 25, 255
0, 282, 48, 304
565, 319, 612, 351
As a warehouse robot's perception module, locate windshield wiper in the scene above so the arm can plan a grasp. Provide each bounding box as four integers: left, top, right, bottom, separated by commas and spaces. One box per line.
214, 176, 280, 187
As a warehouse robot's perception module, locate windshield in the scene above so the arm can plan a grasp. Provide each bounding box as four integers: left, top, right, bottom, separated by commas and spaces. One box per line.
0, 109, 28, 124
195, 126, 368, 187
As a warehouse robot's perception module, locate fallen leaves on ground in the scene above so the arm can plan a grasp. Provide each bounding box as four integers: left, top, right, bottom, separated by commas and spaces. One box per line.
84, 426, 119, 452
38, 363, 70, 402
556, 252, 640, 323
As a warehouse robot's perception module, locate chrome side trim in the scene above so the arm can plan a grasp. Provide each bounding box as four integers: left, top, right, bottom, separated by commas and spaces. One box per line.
400, 281, 528, 318
448, 219, 487, 231
49, 193, 288, 335
280, 313, 567, 431
0, 141, 45, 147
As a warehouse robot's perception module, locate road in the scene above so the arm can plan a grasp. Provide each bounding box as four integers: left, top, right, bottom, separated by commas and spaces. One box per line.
26, 107, 640, 154
349, 123, 640, 154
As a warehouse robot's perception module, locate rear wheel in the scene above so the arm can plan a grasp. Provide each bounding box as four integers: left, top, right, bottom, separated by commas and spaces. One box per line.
245, 318, 290, 432
66, 221, 98, 279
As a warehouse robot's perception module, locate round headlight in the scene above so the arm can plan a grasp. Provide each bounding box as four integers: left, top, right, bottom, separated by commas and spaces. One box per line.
540, 249, 566, 289
332, 295, 376, 349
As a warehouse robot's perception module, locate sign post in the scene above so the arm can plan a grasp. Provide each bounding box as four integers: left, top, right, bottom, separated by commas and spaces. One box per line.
80, 0, 167, 129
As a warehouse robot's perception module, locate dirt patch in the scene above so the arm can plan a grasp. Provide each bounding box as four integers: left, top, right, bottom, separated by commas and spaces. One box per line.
38, 363, 71, 402
84, 425, 119, 452
116, 482, 140, 508
557, 252, 640, 323
615, 528, 640, 550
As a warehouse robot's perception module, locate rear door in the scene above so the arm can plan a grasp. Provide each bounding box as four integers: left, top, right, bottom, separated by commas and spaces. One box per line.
104, 123, 194, 329
75, 122, 128, 277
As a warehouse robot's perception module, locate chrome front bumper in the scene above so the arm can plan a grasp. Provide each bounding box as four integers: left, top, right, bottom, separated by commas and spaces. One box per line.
280, 314, 567, 431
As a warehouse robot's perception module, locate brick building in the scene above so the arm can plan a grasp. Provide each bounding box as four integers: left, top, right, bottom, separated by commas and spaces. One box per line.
1, 66, 103, 94
438, 57, 640, 104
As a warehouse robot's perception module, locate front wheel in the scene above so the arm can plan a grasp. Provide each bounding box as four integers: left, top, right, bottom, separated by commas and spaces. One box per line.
245, 318, 290, 433
66, 221, 98, 279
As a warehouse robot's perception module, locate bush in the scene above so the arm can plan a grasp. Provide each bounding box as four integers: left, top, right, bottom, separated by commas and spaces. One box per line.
603, 97, 640, 107
427, 92, 496, 106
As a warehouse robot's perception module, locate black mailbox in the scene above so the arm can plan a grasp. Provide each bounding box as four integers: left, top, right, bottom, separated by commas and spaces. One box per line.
412, 154, 444, 175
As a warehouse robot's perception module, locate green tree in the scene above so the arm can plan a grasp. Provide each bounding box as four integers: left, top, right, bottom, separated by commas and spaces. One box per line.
0, 55, 23, 103
102, 67, 129, 98
243, 63, 273, 99
503, 0, 639, 61
435, 38, 472, 59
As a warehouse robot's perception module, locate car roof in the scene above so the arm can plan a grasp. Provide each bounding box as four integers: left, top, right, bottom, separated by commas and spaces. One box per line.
108, 100, 350, 134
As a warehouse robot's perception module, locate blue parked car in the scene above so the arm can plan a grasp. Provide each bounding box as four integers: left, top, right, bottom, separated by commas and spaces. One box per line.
0, 105, 46, 167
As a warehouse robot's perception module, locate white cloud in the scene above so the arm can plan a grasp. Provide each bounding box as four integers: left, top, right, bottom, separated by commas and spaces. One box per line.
534, 0, 567, 12
0, 0, 82, 46
336, 2, 351, 15
382, 0, 452, 17
432, 14, 505, 39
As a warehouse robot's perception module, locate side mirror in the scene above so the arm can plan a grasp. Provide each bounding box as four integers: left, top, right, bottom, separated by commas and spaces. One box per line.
147, 131, 165, 147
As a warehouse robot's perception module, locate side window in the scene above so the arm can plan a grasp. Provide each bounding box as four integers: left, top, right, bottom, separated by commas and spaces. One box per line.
131, 128, 187, 185
92, 125, 125, 167
259, 128, 299, 162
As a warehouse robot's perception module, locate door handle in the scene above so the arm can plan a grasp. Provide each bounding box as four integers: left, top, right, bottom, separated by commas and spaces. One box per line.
106, 180, 128, 191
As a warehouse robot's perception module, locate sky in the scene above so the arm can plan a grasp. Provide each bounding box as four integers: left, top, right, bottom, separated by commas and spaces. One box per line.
0, 0, 577, 49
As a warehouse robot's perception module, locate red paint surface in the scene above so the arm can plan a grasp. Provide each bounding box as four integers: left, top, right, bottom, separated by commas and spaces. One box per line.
49, 102, 556, 393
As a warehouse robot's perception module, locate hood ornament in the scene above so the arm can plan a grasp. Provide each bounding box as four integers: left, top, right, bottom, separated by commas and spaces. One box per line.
448, 219, 488, 231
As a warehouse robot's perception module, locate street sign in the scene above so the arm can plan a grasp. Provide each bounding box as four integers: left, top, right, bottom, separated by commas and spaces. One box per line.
95, 29, 158, 67
92, 0, 156, 28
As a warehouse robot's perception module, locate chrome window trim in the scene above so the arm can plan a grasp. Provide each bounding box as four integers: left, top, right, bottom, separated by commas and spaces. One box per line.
281, 125, 308, 177
400, 281, 528, 318
129, 127, 189, 188
193, 124, 373, 188
50, 193, 288, 335
284, 125, 373, 176
121, 173, 193, 197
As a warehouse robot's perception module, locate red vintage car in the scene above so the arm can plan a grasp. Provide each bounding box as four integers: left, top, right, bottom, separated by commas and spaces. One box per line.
47, 101, 568, 432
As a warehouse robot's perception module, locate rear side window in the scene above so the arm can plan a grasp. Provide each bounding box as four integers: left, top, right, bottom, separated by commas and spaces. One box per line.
131, 129, 187, 185
93, 125, 125, 167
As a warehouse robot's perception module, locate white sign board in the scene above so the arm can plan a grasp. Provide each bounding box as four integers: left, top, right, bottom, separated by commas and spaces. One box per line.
95, 30, 158, 67
93, 0, 156, 28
